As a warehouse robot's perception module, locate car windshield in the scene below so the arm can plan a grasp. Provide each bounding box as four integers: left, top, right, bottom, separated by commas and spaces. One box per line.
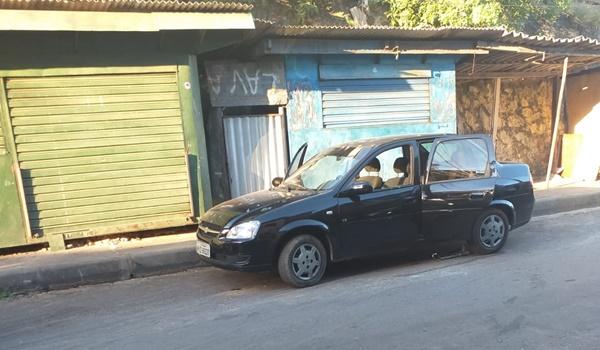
282, 145, 369, 191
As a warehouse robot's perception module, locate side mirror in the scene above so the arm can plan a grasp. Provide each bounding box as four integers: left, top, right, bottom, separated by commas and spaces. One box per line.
272, 177, 283, 187
338, 181, 373, 197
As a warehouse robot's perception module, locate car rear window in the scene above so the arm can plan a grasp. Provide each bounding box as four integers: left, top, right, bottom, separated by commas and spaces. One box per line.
428, 138, 489, 182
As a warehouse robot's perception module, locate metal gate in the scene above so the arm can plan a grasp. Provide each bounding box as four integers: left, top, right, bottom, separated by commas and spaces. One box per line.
223, 113, 287, 198
3, 68, 193, 238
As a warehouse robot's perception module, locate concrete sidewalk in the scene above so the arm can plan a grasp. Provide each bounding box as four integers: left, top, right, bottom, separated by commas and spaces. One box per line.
1, 181, 600, 296
533, 181, 600, 216
0, 232, 207, 295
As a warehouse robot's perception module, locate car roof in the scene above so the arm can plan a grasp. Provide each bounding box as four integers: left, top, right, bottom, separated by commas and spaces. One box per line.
333, 133, 449, 148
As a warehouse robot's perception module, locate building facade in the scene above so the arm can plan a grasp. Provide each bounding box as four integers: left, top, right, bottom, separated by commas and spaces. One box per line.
0, 1, 254, 249
204, 51, 461, 203
284, 54, 458, 158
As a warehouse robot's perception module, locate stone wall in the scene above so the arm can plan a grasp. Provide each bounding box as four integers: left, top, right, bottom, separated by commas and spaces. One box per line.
457, 79, 494, 134
457, 78, 554, 180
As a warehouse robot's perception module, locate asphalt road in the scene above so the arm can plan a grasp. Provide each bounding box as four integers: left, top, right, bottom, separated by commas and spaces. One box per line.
2, 207, 600, 350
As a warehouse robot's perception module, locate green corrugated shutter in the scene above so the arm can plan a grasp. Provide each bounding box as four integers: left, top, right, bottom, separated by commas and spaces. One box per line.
0, 118, 4, 153
4, 68, 193, 238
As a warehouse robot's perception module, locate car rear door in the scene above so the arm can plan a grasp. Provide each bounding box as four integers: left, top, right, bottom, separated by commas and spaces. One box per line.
421, 135, 496, 242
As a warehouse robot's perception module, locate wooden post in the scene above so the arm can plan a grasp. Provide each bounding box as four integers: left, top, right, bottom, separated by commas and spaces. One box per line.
492, 78, 501, 144
545, 57, 569, 189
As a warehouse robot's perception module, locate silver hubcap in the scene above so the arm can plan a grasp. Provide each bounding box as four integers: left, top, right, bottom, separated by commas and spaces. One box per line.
291, 243, 321, 281
480, 214, 505, 248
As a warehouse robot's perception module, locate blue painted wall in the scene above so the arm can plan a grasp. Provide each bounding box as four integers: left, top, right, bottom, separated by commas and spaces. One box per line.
285, 54, 459, 157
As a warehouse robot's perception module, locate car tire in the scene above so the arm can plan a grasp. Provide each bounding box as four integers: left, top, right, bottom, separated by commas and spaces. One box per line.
469, 208, 509, 255
278, 234, 328, 288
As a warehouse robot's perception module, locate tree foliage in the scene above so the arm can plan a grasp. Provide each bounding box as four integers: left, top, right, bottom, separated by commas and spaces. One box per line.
378, 0, 571, 31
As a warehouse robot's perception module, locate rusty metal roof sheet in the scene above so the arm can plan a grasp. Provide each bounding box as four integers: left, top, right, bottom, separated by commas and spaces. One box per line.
0, 0, 253, 12
498, 30, 600, 51
457, 31, 600, 77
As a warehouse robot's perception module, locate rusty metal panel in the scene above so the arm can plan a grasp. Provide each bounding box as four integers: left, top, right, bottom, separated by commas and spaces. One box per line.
4, 68, 193, 238
205, 59, 287, 107
223, 114, 287, 198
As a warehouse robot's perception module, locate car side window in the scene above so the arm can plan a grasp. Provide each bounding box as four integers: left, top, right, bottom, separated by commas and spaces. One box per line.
427, 138, 489, 183
356, 144, 413, 191
418, 141, 433, 183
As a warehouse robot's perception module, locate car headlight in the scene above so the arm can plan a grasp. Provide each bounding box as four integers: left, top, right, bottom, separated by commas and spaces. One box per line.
224, 220, 261, 241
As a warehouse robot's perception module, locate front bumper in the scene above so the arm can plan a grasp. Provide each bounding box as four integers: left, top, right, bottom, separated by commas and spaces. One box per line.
196, 230, 273, 272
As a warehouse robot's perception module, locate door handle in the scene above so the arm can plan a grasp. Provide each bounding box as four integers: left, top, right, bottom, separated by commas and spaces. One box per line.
469, 192, 485, 200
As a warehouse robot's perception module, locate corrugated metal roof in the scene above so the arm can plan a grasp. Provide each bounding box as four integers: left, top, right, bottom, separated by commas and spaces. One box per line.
502, 30, 600, 45
254, 21, 600, 52
0, 0, 253, 12
498, 30, 600, 51
252, 21, 600, 76
255, 21, 505, 41
461, 30, 600, 77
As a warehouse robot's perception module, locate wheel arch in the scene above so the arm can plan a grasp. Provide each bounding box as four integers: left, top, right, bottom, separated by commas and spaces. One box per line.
273, 220, 333, 266
489, 199, 516, 228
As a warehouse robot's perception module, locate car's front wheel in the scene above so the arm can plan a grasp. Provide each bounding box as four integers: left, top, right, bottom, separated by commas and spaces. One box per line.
469, 208, 509, 254
278, 234, 327, 288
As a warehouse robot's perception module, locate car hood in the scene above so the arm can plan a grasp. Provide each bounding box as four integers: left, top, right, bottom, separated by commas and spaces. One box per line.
200, 189, 315, 228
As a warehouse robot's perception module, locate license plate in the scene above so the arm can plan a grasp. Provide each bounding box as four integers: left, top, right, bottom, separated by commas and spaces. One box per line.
196, 240, 211, 258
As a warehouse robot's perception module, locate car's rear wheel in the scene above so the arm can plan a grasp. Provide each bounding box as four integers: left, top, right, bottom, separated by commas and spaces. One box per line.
469, 208, 509, 254
278, 234, 327, 288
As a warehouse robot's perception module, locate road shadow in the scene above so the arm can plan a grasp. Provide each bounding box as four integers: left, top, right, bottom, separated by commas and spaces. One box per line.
212, 241, 472, 292
323, 241, 471, 284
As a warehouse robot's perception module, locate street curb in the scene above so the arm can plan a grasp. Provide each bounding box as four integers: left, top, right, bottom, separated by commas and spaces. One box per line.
533, 192, 600, 217
0, 244, 208, 295
2, 191, 600, 296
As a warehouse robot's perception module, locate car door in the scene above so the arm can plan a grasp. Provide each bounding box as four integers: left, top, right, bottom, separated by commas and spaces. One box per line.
421, 136, 496, 242
336, 142, 421, 258
286, 142, 308, 178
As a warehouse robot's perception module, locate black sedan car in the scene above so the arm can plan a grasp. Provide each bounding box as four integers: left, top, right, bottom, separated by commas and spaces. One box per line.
197, 134, 534, 287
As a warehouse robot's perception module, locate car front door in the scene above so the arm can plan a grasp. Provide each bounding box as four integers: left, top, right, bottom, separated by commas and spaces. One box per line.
336, 142, 421, 258
286, 142, 308, 178
421, 136, 496, 242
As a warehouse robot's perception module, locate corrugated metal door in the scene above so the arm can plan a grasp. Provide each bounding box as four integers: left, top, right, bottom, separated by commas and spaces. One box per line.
0, 117, 4, 153
4, 69, 193, 238
321, 78, 431, 127
224, 114, 287, 198
0, 97, 28, 247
